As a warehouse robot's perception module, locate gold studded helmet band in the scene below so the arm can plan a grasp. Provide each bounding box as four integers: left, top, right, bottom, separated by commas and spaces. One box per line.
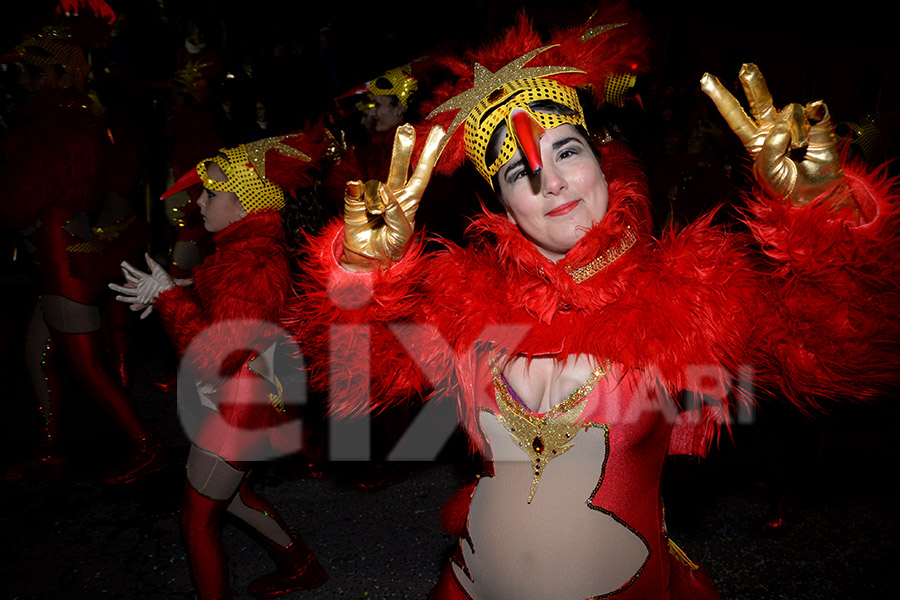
465, 77, 584, 185
424, 9, 648, 186
10, 29, 90, 88
367, 65, 418, 109
197, 145, 286, 213
161, 132, 323, 208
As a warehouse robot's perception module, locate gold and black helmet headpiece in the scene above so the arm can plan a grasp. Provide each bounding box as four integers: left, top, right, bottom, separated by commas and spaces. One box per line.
423, 6, 646, 188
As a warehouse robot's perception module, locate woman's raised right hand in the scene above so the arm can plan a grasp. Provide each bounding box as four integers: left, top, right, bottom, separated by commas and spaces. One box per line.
341, 124, 445, 271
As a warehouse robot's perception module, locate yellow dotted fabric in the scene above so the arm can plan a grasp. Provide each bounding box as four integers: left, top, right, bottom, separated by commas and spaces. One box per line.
15, 30, 89, 84
368, 65, 418, 108
196, 145, 285, 213
464, 78, 584, 185
605, 73, 636, 107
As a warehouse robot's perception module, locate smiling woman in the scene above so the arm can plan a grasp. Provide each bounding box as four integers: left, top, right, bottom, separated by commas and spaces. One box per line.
286, 5, 900, 600
496, 124, 609, 261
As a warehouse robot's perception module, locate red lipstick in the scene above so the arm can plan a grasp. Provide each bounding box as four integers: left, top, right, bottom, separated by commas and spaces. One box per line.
546, 200, 580, 217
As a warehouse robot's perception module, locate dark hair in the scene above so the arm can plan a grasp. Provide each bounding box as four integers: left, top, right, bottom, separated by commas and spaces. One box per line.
281, 182, 333, 250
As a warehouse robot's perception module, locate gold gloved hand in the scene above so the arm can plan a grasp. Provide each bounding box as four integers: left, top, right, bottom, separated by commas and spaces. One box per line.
701, 63, 848, 207
341, 123, 445, 270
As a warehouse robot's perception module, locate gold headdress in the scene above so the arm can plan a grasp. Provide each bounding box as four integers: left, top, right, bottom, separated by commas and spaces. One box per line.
161, 128, 330, 212
424, 6, 646, 187
366, 64, 419, 109
2, 2, 117, 90
8, 26, 91, 89
335, 60, 425, 114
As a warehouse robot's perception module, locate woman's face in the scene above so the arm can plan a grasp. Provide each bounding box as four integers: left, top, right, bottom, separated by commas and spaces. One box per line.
196, 162, 246, 232
366, 95, 405, 133
497, 124, 609, 262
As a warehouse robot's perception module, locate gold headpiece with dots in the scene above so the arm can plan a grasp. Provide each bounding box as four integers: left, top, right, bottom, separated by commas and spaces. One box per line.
427, 45, 587, 186
13, 26, 90, 87
605, 72, 636, 108
367, 64, 418, 108
425, 14, 644, 187
197, 137, 311, 213
465, 76, 584, 184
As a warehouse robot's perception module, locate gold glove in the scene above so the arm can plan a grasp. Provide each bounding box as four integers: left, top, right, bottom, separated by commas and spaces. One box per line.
341, 123, 445, 270
701, 63, 848, 207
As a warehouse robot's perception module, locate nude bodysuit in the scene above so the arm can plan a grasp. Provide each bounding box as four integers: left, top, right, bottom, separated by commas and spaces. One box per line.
453, 356, 676, 600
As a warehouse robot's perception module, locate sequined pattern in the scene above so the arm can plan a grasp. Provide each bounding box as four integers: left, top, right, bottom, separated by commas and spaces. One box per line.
564, 226, 636, 283
426, 45, 583, 184
487, 359, 607, 503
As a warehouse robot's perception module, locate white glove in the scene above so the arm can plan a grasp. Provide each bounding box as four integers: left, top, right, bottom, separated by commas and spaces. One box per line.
109, 253, 180, 319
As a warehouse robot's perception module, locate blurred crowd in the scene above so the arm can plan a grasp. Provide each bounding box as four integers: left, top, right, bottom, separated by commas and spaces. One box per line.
1, 0, 898, 487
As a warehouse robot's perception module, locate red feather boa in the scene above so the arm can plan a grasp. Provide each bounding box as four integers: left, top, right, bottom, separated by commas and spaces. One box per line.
741, 161, 900, 410
287, 145, 900, 447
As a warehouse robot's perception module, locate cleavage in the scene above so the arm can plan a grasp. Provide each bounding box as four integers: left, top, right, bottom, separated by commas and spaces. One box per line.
502, 354, 599, 413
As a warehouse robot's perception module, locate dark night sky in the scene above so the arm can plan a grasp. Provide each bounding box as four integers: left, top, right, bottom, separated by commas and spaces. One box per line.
3, 1, 898, 125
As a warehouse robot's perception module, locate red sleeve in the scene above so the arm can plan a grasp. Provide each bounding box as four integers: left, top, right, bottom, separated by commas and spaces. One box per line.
744, 161, 900, 410
284, 220, 450, 417
155, 253, 289, 384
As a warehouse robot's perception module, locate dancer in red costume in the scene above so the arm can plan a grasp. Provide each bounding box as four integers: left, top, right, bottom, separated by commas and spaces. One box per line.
111, 131, 331, 600
287, 6, 900, 600
0, 11, 165, 484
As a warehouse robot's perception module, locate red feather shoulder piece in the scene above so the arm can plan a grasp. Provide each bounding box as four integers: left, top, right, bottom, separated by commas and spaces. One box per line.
742, 160, 900, 409
156, 212, 290, 383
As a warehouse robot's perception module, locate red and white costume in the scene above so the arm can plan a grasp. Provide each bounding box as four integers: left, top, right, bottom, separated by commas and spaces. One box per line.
129, 129, 332, 600
288, 138, 900, 599
154, 210, 295, 462
0, 80, 158, 474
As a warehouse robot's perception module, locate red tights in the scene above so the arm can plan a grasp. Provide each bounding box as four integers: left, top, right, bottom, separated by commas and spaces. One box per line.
180, 460, 291, 600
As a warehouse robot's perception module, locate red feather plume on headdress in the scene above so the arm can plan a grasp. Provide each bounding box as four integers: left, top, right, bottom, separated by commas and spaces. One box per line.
263, 122, 333, 197
55, 0, 116, 24
420, 3, 649, 177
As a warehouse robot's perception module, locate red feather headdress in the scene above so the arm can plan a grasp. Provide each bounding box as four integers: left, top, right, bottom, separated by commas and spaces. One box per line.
421, 4, 648, 186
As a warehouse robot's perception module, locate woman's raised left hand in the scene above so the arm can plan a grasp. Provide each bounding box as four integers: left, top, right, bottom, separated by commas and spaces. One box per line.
701, 63, 849, 207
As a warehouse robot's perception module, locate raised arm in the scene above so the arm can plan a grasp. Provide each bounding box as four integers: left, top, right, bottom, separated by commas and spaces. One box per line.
341, 123, 445, 270
701, 63, 847, 208
701, 63, 900, 407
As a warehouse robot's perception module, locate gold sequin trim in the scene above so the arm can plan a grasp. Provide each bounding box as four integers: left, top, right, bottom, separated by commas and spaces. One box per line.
65, 240, 103, 253
564, 226, 636, 284
268, 376, 285, 413
487, 357, 607, 503
667, 538, 700, 571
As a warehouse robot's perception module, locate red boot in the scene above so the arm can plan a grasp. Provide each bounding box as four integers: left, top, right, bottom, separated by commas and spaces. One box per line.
247, 533, 327, 599
153, 372, 178, 393
105, 434, 169, 485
